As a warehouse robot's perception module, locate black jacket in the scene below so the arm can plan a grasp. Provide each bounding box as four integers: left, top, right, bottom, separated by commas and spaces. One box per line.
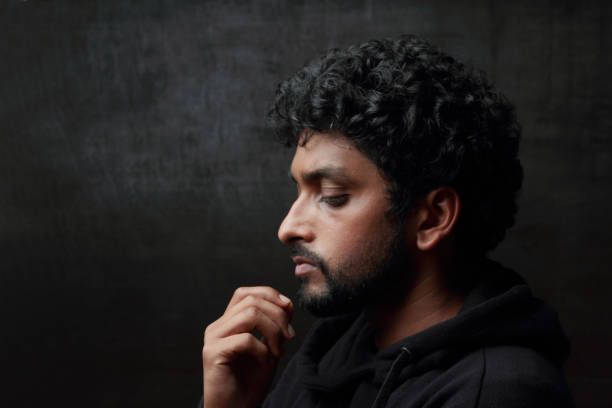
262, 258, 574, 407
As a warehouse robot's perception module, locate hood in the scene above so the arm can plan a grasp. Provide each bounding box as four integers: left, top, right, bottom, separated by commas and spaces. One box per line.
295, 257, 571, 397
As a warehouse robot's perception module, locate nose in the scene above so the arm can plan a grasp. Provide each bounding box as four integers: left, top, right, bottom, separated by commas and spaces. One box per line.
277, 197, 314, 245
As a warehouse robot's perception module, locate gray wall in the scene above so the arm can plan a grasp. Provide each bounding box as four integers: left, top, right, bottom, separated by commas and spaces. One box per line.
1, 0, 610, 406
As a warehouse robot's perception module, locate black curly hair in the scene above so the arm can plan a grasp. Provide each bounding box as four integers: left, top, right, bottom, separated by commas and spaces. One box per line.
268, 35, 523, 257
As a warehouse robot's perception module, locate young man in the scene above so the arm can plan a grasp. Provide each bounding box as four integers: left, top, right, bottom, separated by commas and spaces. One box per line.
201, 36, 574, 407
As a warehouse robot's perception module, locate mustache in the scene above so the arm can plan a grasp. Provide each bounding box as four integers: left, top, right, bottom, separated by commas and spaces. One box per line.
288, 245, 328, 274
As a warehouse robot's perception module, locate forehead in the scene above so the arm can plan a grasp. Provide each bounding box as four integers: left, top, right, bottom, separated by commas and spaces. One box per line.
289, 132, 383, 184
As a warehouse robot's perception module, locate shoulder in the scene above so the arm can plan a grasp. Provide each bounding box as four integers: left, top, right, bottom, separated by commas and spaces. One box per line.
476, 345, 574, 407
389, 345, 573, 408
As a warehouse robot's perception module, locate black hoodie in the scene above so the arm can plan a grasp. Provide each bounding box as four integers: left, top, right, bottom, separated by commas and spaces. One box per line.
262, 258, 574, 407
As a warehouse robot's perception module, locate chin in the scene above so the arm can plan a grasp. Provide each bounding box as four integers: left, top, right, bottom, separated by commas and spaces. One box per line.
300, 280, 327, 296
297, 282, 336, 317
297, 280, 360, 317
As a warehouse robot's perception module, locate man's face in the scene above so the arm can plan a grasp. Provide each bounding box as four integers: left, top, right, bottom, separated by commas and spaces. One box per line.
277, 132, 411, 316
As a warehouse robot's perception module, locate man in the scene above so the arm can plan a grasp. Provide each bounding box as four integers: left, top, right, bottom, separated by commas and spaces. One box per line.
201, 35, 574, 407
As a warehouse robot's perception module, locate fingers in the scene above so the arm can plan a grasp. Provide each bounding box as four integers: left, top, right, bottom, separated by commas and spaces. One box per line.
205, 287, 295, 359
210, 332, 270, 363
227, 286, 293, 318
202, 287, 294, 407
223, 295, 294, 339
220, 305, 286, 356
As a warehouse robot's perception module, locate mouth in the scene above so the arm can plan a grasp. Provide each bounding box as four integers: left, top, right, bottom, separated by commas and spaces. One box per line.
292, 256, 318, 276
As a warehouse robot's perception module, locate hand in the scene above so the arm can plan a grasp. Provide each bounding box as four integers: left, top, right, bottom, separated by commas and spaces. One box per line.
202, 286, 295, 408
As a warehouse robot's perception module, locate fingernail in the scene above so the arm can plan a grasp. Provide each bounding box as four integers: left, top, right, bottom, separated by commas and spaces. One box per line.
279, 294, 291, 304
288, 324, 296, 338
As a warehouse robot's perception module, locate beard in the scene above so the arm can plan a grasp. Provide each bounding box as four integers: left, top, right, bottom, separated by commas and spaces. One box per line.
289, 226, 412, 317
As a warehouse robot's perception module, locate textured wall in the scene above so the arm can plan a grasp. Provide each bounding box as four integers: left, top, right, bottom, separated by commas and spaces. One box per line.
1, 0, 610, 406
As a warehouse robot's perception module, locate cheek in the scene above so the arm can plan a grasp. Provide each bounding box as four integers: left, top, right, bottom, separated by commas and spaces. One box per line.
344, 193, 392, 235
323, 198, 393, 266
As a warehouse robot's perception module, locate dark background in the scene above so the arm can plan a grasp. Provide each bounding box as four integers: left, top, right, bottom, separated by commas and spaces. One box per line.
1, 0, 611, 406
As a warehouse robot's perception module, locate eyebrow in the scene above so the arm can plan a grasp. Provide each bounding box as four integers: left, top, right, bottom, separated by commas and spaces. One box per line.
288, 166, 353, 184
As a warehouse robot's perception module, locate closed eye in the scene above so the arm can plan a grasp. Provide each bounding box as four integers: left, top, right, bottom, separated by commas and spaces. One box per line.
320, 194, 349, 207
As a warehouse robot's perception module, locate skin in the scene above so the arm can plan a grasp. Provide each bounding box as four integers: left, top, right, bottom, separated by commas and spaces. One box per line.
278, 132, 399, 304
202, 286, 295, 408
202, 131, 466, 407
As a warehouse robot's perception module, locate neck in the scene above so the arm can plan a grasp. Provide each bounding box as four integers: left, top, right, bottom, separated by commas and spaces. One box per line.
367, 256, 466, 349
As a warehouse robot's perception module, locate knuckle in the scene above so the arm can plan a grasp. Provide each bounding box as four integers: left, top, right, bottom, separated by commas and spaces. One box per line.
235, 333, 255, 351
203, 324, 213, 341
244, 333, 257, 347
271, 302, 288, 320
202, 344, 213, 360
270, 309, 286, 327
245, 306, 259, 319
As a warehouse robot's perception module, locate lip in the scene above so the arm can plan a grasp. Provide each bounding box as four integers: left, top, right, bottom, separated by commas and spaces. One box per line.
292, 256, 318, 276
292, 256, 315, 265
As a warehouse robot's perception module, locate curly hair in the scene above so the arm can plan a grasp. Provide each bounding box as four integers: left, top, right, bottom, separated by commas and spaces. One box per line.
268, 35, 523, 257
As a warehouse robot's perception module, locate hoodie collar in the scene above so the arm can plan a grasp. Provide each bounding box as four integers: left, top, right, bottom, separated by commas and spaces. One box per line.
297, 258, 570, 393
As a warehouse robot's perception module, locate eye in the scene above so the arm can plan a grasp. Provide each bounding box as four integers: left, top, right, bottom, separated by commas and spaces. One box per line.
320, 194, 349, 207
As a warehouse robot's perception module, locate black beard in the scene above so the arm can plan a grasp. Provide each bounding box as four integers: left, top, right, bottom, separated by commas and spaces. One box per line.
290, 227, 411, 317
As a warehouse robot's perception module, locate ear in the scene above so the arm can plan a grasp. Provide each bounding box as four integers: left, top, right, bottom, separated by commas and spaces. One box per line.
412, 187, 461, 252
